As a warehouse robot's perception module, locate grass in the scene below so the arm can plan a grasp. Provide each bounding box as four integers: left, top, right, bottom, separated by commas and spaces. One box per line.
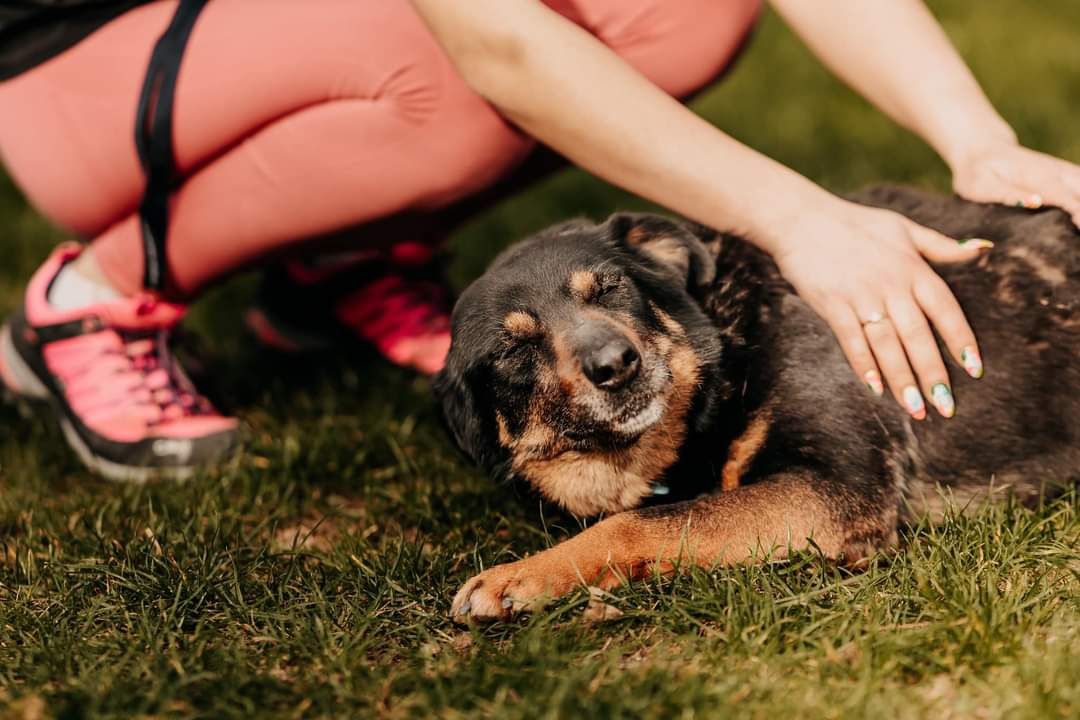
2, 1, 1079, 717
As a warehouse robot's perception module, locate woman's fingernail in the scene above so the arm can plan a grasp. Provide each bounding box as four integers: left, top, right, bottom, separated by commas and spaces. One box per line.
903, 386, 926, 420
930, 383, 955, 418
1017, 194, 1043, 209
864, 370, 884, 397
961, 346, 984, 379
960, 238, 995, 252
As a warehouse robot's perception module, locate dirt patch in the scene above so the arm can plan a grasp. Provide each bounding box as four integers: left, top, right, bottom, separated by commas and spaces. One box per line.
272, 494, 369, 553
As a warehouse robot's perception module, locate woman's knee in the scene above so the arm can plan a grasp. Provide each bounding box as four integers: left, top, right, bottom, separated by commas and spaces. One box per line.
563, 0, 763, 98
247, 0, 530, 208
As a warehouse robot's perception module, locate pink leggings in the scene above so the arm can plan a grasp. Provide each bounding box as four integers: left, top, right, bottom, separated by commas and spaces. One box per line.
0, 0, 760, 298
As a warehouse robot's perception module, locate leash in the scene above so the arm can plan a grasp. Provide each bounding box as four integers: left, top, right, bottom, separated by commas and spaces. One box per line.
135, 0, 209, 291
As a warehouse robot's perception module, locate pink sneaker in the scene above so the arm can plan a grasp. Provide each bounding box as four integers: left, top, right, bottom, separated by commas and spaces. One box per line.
335, 274, 451, 376
0, 244, 239, 482
246, 244, 451, 375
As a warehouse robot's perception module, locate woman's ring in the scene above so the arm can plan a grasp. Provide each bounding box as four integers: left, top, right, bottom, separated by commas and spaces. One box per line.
862, 311, 888, 326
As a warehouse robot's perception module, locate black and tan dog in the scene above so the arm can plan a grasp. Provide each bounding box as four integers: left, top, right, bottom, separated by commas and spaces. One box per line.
434, 186, 1079, 622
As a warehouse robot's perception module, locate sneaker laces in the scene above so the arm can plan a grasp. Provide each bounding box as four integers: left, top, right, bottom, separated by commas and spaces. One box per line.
102, 299, 214, 426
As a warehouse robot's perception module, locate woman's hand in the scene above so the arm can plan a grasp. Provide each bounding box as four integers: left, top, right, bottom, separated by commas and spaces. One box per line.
769, 198, 990, 419
951, 140, 1080, 226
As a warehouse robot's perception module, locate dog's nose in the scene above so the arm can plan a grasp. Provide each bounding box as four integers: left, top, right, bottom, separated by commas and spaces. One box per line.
582, 337, 641, 391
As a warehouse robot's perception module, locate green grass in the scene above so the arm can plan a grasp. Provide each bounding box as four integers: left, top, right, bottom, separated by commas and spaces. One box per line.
2, 2, 1080, 717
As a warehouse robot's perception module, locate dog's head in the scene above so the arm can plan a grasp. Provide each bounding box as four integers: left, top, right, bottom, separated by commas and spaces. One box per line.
433, 214, 724, 516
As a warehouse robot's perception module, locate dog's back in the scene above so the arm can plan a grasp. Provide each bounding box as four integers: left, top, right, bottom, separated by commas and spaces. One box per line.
741, 187, 1080, 518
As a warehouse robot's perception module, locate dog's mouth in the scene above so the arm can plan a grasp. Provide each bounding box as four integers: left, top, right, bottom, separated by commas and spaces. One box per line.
610, 393, 666, 437
563, 356, 672, 448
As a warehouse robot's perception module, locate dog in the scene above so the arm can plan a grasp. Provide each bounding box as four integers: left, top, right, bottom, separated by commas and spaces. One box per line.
433, 186, 1079, 622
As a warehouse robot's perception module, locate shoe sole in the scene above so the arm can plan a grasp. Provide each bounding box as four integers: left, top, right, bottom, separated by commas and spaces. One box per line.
0, 322, 48, 399
1, 322, 208, 484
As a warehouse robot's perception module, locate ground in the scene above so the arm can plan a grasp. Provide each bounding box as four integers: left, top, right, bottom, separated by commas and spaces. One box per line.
2, 2, 1079, 718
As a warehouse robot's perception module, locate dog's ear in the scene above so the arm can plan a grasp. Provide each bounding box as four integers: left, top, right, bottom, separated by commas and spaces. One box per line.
431, 362, 493, 470
609, 213, 717, 290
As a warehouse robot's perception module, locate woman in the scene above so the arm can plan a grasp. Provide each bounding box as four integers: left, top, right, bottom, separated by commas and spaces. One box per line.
0, 0, 1078, 481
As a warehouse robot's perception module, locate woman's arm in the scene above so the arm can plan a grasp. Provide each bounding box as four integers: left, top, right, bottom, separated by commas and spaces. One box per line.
410, 0, 987, 418
772, 0, 1080, 222
412, 0, 823, 248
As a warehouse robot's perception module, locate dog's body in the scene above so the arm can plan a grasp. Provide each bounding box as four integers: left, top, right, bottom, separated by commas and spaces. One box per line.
435, 187, 1079, 621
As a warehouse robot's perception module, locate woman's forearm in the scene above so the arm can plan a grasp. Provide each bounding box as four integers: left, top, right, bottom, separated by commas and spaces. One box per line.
410, 0, 831, 253
769, 0, 1016, 168
411, 0, 999, 422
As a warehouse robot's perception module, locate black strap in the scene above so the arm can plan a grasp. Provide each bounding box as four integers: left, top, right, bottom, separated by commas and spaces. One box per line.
135, 0, 209, 291
20, 315, 106, 348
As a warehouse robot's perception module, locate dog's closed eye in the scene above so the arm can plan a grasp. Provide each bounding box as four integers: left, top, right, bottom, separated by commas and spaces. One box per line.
591, 272, 624, 303
570, 269, 624, 304
499, 311, 544, 362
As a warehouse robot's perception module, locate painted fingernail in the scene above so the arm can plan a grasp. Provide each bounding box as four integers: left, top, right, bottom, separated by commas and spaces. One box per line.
458, 602, 471, 615
903, 386, 926, 420
863, 370, 885, 397
651, 483, 670, 496
960, 238, 995, 252
930, 383, 955, 418
1025, 194, 1044, 209
961, 346, 984, 379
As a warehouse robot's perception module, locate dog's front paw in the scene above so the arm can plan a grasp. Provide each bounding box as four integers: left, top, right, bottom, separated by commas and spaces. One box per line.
450, 555, 577, 623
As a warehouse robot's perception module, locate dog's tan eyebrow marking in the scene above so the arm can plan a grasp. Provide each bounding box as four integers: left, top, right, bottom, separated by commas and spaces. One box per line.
569, 270, 598, 300
503, 311, 540, 337
721, 412, 771, 492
